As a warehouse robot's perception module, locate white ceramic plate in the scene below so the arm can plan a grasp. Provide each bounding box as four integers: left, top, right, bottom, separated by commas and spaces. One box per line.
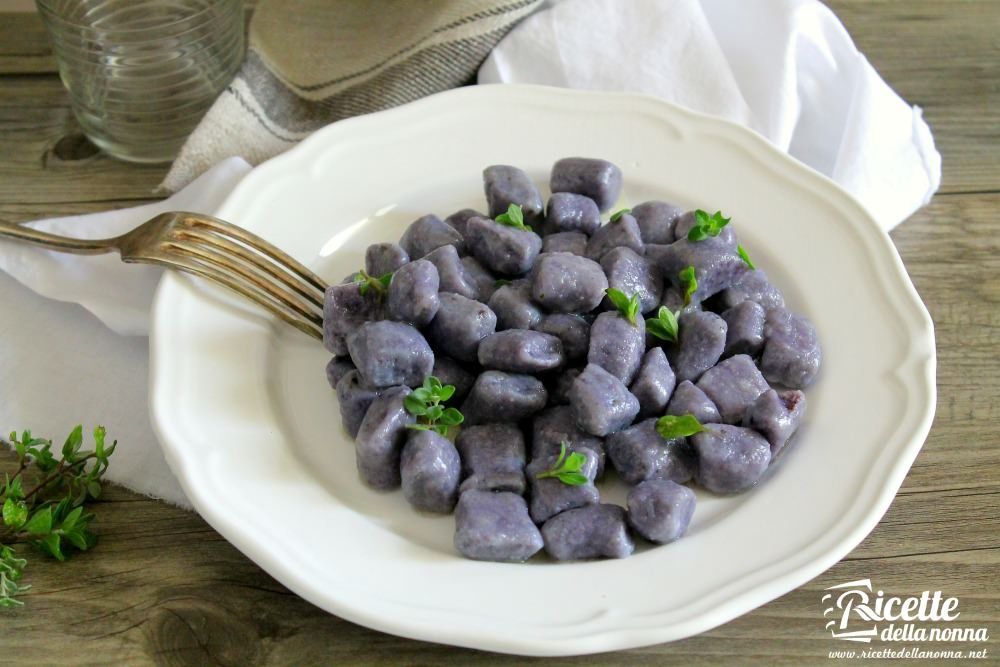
150, 85, 935, 656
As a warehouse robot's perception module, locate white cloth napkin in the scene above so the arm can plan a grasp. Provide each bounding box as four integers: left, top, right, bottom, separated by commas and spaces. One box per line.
479, 0, 941, 229
1, 0, 940, 507
0, 159, 251, 507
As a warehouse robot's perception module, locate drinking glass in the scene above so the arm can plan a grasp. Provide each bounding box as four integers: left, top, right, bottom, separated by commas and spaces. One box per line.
36, 0, 245, 163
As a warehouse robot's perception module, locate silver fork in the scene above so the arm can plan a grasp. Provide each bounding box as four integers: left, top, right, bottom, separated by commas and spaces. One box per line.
0, 211, 327, 340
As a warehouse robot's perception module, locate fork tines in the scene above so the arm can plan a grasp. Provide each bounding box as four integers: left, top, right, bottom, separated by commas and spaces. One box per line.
165, 213, 328, 340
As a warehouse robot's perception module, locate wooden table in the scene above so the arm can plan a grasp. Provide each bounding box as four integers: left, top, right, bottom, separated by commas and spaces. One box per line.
1, 2, 997, 664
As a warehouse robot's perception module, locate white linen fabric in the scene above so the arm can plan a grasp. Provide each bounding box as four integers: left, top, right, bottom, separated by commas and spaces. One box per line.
0, 159, 251, 507
479, 0, 942, 229
0, 0, 940, 506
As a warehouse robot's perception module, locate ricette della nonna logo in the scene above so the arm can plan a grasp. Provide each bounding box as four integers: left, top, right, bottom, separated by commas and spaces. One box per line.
822, 579, 989, 644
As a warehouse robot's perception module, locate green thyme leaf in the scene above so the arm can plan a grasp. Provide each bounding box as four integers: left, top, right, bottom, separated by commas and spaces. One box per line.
0, 546, 29, 608
606, 288, 641, 325
687, 209, 731, 242
3, 477, 24, 502
2, 498, 27, 531
646, 306, 679, 343
737, 244, 756, 270
403, 394, 428, 416
494, 279, 512, 288
609, 208, 631, 223
679, 266, 698, 306
352, 269, 393, 300
402, 376, 464, 434
0, 425, 117, 609
656, 414, 704, 440
23, 507, 52, 536
494, 204, 532, 232
535, 442, 589, 486
61, 425, 83, 461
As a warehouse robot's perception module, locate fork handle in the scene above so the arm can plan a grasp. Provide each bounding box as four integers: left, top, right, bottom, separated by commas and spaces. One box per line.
0, 220, 116, 255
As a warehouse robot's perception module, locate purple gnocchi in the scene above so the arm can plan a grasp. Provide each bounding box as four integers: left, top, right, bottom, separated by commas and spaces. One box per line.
722, 300, 767, 358
605, 418, 694, 485
401, 430, 461, 513
483, 165, 544, 224
355, 387, 415, 490
630, 347, 677, 418
454, 490, 543, 562
488, 279, 544, 330
534, 313, 590, 361
760, 307, 822, 388
626, 479, 696, 544
671, 310, 727, 383
543, 192, 602, 236
601, 246, 663, 314
527, 446, 601, 523
478, 329, 564, 373
399, 213, 465, 259
695, 354, 771, 424
550, 157, 623, 212
541, 504, 634, 560
424, 244, 478, 300
666, 380, 722, 423
588, 311, 645, 385
461, 370, 548, 425
430, 356, 475, 404
365, 242, 409, 277
335, 370, 380, 438
569, 364, 641, 437
425, 292, 496, 363
322, 282, 379, 350
691, 424, 771, 494
444, 208, 484, 238
460, 256, 498, 302
457, 423, 527, 494
531, 252, 608, 313
386, 259, 440, 327
531, 405, 606, 477
631, 200, 684, 245
719, 269, 785, 310
744, 389, 806, 456
542, 231, 588, 256
347, 320, 434, 388
465, 215, 543, 276
585, 212, 643, 262
325, 356, 356, 389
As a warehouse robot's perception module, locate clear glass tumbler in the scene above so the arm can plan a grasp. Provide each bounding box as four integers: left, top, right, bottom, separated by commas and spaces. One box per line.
36, 0, 245, 163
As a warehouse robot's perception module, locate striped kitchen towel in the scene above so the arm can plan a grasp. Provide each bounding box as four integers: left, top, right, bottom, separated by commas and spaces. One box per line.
161, 0, 541, 192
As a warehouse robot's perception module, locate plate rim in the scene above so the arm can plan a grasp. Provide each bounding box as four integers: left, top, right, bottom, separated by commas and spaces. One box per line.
149, 84, 936, 656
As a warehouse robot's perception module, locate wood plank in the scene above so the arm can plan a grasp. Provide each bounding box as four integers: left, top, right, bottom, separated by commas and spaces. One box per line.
823, 0, 1000, 195
0, 13, 54, 75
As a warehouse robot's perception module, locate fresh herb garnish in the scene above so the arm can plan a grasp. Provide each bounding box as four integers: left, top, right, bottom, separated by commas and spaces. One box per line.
404, 376, 464, 436
352, 269, 393, 298
656, 414, 704, 440
737, 244, 755, 270
494, 203, 533, 232
679, 266, 698, 306
687, 209, 731, 242
534, 442, 588, 486
605, 288, 641, 326
646, 306, 679, 343
1, 425, 116, 608
494, 278, 512, 288
609, 208, 631, 223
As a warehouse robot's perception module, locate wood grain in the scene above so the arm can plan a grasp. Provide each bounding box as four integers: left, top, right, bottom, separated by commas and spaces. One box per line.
0, 2, 998, 665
